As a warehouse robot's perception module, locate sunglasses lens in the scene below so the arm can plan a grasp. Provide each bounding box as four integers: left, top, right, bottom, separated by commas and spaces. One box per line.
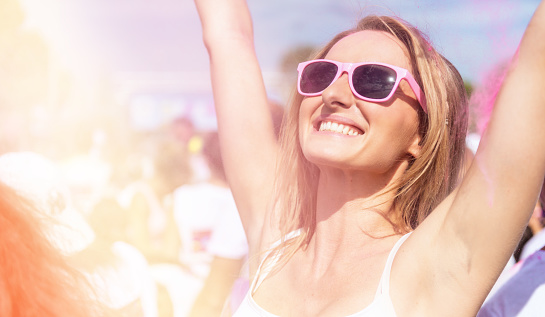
352, 65, 397, 99
300, 62, 338, 94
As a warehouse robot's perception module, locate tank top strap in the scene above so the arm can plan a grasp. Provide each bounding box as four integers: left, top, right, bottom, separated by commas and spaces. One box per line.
374, 232, 412, 299
250, 230, 301, 295
250, 249, 279, 295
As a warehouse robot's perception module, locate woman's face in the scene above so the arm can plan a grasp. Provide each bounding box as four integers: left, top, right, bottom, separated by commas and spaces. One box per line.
298, 30, 422, 175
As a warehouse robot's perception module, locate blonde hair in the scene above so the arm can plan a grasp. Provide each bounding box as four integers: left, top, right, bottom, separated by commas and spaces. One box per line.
267, 15, 468, 271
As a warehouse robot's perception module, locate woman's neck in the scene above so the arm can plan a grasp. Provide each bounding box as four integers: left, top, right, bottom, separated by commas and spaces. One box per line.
314, 165, 404, 227
305, 166, 406, 268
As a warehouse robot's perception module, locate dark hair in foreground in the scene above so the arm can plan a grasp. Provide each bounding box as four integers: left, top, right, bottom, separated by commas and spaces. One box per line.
0, 182, 106, 317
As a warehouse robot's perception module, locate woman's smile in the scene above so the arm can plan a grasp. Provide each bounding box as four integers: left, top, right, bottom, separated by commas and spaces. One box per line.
313, 114, 364, 136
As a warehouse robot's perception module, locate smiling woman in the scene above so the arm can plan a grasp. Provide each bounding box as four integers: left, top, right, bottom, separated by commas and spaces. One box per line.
194, 0, 545, 316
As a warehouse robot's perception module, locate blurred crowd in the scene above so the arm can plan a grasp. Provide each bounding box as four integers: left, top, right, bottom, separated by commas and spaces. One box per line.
0, 1, 252, 315
0, 79, 284, 317
0, 116, 248, 317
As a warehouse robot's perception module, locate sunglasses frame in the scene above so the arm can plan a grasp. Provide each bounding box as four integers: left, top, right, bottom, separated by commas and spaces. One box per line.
297, 59, 427, 112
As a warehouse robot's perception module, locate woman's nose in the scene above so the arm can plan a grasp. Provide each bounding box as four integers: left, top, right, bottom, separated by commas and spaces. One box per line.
321, 73, 355, 109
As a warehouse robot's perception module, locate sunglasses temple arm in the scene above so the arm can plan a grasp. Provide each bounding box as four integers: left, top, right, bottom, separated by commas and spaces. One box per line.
405, 76, 427, 113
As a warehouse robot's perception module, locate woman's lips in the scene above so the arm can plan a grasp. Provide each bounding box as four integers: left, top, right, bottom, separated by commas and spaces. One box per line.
313, 115, 364, 136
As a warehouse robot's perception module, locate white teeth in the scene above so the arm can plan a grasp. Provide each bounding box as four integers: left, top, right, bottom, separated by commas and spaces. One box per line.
317, 121, 362, 136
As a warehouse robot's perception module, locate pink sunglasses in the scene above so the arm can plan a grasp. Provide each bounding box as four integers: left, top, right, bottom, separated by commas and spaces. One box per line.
297, 59, 427, 112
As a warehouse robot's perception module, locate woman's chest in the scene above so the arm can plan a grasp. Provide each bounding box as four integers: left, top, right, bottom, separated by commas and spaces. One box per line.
252, 255, 388, 316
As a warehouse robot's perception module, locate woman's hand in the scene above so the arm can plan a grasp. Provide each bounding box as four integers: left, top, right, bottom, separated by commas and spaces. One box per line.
194, 0, 254, 49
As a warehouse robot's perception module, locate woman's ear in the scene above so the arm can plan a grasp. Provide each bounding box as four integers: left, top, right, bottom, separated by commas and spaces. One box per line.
408, 134, 422, 158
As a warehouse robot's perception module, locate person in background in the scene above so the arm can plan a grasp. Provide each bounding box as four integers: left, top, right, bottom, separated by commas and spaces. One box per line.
519, 197, 545, 261
115, 141, 189, 316
0, 152, 106, 317
477, 185, 545, 317
170, 116, 210, 183
79, 196, 158, 317
0, 151, 159, 317
187, 200, 248, 317
169, 132, 247, 317
117, 141, 186, 265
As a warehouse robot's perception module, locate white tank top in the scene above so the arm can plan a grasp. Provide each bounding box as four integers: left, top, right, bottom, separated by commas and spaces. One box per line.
233, 232, 411, 317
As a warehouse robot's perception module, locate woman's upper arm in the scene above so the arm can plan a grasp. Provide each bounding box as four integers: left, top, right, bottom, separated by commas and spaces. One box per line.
194, 0, 280, 248
397, 2, 545, 314
442, 0, 545, 276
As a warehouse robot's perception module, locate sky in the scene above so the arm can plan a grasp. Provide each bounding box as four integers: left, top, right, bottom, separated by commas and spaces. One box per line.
20, 0, 541, 96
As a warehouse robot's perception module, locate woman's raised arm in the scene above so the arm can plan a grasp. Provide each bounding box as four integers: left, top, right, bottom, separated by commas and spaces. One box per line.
194, 0, 280, 251
397, 1, 545, 315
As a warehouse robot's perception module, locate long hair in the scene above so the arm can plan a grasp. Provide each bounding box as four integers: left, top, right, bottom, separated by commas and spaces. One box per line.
0, 182, 105, 317
269, 15, 468, 270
